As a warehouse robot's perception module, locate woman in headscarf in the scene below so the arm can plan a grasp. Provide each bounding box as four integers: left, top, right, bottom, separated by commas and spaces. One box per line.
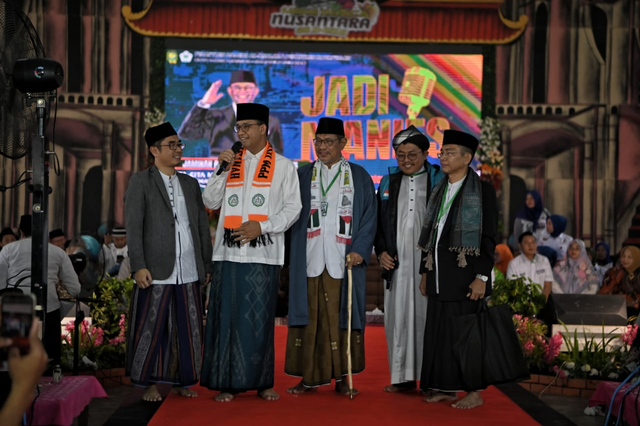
538, 214, 573, 260
493, 244, 513, 281
599, 246, 640, 317
513, 190, 550, 248
593, 242, 614, 285
552, 239, 600, 295
537, 246, 558, 269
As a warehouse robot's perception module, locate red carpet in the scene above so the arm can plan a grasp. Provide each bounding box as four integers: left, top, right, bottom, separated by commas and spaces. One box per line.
149, 325, 541, 426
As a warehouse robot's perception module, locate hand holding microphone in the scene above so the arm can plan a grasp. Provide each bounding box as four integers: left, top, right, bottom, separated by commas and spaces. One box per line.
216, 141, 243, 175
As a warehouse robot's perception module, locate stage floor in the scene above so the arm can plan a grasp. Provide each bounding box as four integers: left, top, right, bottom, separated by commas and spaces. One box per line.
127, 325, 565, 426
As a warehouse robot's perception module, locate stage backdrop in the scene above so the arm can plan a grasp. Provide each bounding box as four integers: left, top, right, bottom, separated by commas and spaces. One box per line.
164, 49, 483, 188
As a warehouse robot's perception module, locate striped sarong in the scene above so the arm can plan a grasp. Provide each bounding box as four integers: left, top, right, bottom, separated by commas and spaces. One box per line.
284, 269, 365, 387
201, 261, 280, 392
125, 282, 203, 387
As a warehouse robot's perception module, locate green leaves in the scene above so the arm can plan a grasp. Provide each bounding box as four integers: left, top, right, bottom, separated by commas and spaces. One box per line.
88, 277, 134, 339
489, 275, 546, 317
60, 277, 135, 371
556, 321, 627, 379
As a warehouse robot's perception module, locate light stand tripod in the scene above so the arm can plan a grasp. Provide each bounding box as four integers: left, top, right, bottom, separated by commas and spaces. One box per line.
27, 95, 52, 330
11, 58, 64, 369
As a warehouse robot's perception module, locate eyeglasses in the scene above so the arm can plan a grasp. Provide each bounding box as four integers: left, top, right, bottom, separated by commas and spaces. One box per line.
396, 151, 420, 161
437, 150, 460, 159
313, 137, 340, 147
158, 142, 185, 150
234, 123, 261, 133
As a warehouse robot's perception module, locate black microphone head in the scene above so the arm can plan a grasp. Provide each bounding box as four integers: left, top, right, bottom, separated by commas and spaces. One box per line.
232, 141, 243, 153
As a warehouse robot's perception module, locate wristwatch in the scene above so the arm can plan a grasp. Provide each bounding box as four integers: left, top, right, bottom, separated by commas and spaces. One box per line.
476, 274, 488, 282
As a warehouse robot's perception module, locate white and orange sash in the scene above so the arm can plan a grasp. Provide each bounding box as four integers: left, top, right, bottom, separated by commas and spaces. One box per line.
223, 142, 275, 247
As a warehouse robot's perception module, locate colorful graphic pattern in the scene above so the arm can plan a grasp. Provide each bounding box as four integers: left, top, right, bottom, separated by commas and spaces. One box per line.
165, 50, 482, 187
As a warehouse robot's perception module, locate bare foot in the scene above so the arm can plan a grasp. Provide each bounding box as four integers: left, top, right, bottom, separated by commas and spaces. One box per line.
258, 388, 280, 401
215, 392, 235, 402
424, 391, 457, 403
335, 379, 359, 396
171, 387, 198, 398
287, 380, 311, 394
384, 381, 417, 393
452, 391, 483, 409
142, 384, 162, 402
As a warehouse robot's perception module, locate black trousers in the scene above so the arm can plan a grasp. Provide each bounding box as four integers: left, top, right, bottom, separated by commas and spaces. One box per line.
43, 309, 61, 367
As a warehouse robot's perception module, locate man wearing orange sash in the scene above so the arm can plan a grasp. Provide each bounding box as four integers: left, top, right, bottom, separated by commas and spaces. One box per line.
201, 103, 302, 402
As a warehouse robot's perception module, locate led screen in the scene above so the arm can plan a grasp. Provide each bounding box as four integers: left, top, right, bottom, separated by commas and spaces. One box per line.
165, 50, 482, 187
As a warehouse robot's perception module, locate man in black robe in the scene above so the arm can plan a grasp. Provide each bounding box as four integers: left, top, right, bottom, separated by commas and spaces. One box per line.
417, 130, 497, 409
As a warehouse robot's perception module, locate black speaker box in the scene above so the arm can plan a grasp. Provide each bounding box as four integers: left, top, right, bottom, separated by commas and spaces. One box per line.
542, 294, 627, 326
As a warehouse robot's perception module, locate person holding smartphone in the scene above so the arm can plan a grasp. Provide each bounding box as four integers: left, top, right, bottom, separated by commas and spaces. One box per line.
0, 319, 48, 426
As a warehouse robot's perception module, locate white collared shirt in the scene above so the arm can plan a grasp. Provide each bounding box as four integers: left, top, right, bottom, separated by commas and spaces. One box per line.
306, 162, 345, 279
538, 231, 573, 260
435, 175, 467, 294
507, 253, 553, 290
203, 146, 302, 265
399, 168, 428, 232
0, 239, 81, 313
153, 171, 199, 284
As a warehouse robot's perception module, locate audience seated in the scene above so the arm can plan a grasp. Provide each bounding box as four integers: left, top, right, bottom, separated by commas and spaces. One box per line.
512, 190, 550, 251
506, 232, 553, 300
537, 246, 558, 268
600, 246, 640, 317
552, 239, 599, 295
493, 244, 513, 282
593, 242, 614, 286
538, 214, 573, 260
0, 229, 17, 253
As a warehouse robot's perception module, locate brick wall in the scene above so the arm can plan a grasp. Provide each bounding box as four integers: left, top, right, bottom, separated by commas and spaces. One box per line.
519, 373, 601, 398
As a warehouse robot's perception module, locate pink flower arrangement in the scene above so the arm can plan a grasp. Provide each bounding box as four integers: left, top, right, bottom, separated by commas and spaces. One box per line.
552, 365, 568, 379
523, 340, 535, 356
109, 314, 127, 346
62, 319, 105, 348
544, 333, 563, 364
512, 314, 562, 370
622, 324, 638, 346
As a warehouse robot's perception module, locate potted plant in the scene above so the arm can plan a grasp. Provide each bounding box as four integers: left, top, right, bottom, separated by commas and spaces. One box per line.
61, 277, 134, 370
489, 275, 547, 317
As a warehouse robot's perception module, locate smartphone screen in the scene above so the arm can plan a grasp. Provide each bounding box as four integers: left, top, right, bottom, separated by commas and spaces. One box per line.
0, 294, 34, 357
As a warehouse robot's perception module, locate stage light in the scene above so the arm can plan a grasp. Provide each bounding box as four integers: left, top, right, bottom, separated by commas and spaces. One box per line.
12, 58, 64, 93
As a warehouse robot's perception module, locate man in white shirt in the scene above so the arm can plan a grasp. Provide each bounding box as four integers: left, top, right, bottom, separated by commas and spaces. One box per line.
201, 103, 301, 402
0, 215, 81, 367
104, 228, 128, 276
507, 231, 553, 300
285, 117, 376, 396
124, 122, 213, 402
374, 126, 443, 393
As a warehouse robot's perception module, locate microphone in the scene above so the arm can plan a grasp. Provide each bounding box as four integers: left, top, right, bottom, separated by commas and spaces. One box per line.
217, 141, 243, 175
398, 66, 437, 119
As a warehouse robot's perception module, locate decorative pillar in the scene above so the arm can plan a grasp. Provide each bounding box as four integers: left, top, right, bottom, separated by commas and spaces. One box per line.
547, 0, 570, 103
501, 125, 511, 243
573, 145, 584, 239
82, 0, 94, 94
65, 151, 76, 238
43, 0, 67, 91
105, 0, 122, 94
